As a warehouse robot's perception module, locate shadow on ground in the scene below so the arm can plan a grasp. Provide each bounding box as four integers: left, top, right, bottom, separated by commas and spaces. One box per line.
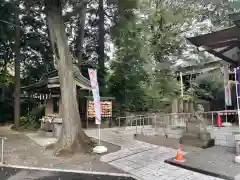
0, 166, 136, 180
165, 146, 240, 180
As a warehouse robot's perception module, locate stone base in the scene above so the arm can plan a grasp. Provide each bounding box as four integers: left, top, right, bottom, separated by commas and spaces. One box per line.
179, 136, 215, 149
235, 155, 240, 163
93, 145, 108, 154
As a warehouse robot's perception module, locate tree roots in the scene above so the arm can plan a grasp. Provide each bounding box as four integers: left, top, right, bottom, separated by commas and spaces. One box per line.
45, 133, 96, 156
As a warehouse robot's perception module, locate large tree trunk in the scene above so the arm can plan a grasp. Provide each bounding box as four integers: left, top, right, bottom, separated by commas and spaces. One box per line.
14, 0, 20, 130
44, 0, 94, 155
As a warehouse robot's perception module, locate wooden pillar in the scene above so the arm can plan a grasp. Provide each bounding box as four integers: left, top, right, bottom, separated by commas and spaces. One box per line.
45, 98, 53, 116
179, 99, 184, 113
184, 101, 189, 113
189, 101, 194, 113
172, 99, 178, 113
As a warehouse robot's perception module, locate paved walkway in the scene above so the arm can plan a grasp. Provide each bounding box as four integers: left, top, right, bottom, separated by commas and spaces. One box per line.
85, 129, 224, 180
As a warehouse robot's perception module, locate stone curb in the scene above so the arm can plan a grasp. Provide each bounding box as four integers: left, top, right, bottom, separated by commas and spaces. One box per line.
0, 164, 135, 178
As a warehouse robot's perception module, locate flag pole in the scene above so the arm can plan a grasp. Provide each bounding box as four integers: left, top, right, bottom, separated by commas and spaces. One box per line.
88, 68, 107, 154
235, 68, 240, 129
98, 124, 101, 145
180, 72, 183, 98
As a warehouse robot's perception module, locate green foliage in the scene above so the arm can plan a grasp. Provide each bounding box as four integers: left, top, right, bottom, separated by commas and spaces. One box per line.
142, 70, 180, 111
0, 0, 237, 123
194, 71, 224, 101
137, 0, 197, 111
109, 0, 148, 114
20, 105, 45, 129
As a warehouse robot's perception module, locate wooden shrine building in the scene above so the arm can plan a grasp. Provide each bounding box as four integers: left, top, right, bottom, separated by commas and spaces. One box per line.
22, 65, 114, 137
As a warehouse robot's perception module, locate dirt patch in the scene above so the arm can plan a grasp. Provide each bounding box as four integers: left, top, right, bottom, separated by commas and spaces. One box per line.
0, 126, 124, 174
134, 134, 203, 153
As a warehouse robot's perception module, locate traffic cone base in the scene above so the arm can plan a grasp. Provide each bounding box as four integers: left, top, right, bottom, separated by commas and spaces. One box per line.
174, 150, 185, 162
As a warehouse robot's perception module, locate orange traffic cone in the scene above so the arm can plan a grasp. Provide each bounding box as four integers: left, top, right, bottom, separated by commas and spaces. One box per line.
216, 113, 222, 127
174, 148, 185, 162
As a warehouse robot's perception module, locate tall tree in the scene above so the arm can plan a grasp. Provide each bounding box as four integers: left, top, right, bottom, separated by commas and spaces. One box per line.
44, 0, 93, 155
98, 0, 105, 95
14, 0, 21, 129
109, 0, 148, 113
75, 3, 87, 66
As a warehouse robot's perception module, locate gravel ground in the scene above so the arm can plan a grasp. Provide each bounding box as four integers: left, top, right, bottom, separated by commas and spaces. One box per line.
0, 126, 125, 174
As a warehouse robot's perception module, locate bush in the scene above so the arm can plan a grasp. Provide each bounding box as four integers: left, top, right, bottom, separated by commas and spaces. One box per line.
20, 105, 45, 129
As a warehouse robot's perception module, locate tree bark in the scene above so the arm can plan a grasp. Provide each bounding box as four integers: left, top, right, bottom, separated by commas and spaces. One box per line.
44, 0, 94, 155
1, 59, 7, 102
98, 0, 105, 95
75, 4, 87, 65
14, 0, 20, 130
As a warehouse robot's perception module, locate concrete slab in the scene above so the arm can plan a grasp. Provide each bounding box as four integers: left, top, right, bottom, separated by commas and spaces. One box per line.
165, 146, 240, 180
25, 133, 57, 146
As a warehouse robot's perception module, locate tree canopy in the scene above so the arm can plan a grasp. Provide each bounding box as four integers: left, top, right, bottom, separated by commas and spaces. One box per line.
0, 0, 238, 154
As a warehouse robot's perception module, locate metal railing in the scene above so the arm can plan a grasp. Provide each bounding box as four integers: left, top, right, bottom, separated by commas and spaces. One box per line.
116, 110, 239, 135
0, 137, 6, 164
155, 110, 238, 126
133, 115, 156, 135
116, 114, 155, 130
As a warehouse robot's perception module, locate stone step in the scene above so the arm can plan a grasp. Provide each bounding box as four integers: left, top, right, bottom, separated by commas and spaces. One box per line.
179, 137, 215, 148
38, 130, 54, 137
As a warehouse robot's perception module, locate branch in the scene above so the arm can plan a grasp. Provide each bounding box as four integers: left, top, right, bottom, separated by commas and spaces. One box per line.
63, 0, 89, 21
104, 11, 113, 19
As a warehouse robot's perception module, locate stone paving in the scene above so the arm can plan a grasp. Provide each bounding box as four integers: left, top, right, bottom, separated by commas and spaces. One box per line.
85, 129, 225, 180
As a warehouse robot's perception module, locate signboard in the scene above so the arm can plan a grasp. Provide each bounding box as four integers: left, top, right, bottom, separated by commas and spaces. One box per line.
87, 101, 112, 118
225, 83, 232, 106
88, 69, 101, 124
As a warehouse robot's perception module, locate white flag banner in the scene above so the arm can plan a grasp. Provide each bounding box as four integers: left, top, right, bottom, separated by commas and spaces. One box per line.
88, 68, 101, 124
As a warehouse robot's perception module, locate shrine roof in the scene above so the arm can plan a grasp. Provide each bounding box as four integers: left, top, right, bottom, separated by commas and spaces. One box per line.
229, 12, 240, 26
187, 26, 240, 65
176, 60, 222, 76
22, 65, 91, 92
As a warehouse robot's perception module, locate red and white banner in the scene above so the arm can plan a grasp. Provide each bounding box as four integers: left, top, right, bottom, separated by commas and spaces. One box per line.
224, 83, 232, 106
88, 68, 101, 124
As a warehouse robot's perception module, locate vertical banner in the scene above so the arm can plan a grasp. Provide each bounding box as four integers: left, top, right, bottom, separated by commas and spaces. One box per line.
237, 68, 240, 97
224, 83, 232, 106
224, 66, 231, 106
88, 68, 101, 124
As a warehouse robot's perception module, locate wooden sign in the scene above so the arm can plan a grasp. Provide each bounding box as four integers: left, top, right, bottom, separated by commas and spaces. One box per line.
87, 100, 112, 118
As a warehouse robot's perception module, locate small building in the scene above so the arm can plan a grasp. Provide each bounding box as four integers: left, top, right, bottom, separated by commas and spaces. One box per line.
22, 65, 114, 136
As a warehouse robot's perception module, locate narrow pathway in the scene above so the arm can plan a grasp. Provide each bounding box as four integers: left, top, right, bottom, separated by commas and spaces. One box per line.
85, 129, 224, 180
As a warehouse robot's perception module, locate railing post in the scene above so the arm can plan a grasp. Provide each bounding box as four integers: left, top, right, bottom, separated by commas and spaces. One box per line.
118, 117, 120, 129
211, 112, 214, 127
1, 137, 6, 164
136, 118, 138, 135
131, 115, 133, 127
154, 114, 157, 135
